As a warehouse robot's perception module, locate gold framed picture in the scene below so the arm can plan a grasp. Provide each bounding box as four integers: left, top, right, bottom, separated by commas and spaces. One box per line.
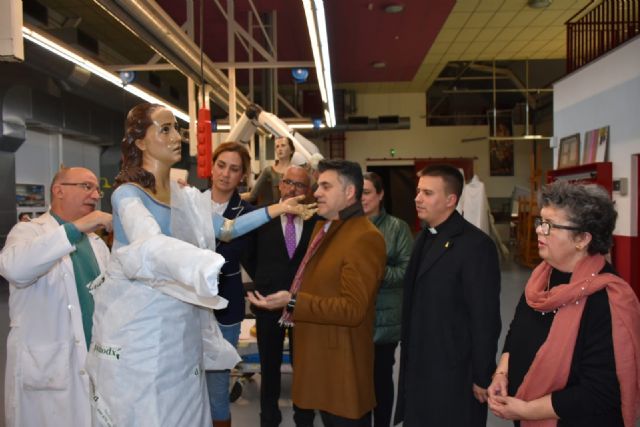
558, 133, 580, 169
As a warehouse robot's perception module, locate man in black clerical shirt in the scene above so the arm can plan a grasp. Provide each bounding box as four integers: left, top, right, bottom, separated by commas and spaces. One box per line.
395, 164, 501, 427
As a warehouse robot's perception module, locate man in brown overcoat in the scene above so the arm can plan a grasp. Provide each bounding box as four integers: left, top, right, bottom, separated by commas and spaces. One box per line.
248, 159, 386, 426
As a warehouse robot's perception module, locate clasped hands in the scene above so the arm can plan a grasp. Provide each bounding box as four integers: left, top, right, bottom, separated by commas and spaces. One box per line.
487, 372, 529, 420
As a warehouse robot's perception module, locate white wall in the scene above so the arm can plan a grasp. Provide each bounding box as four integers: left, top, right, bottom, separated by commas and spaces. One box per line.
15, 130, 102, 213
344, 92, 552, 198
554, 35, 640, 236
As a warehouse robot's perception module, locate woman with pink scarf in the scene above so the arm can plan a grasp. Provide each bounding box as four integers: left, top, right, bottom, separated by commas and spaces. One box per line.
488, 181, 640, 427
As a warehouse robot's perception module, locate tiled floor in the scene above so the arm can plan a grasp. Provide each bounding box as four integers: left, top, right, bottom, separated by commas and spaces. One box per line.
3, 260, 635, 426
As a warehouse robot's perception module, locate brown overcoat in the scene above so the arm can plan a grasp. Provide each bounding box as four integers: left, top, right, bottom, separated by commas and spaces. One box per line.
291, 209, 386, 419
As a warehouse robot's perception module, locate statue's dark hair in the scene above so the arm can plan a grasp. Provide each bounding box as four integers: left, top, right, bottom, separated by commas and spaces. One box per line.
114, 103, 163, 192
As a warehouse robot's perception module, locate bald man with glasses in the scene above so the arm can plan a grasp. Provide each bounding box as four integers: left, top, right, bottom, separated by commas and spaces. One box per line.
0, 166, 112, 427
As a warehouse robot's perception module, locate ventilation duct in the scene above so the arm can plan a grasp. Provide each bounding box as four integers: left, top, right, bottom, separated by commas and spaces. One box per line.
0, 83, 122, 148
346, 116, 409, 130
322, 116, 410, 133
90, 0, 251, 113
0, 86, 29, 152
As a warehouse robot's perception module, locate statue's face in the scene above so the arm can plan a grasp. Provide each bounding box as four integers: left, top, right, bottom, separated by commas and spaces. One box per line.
136, 107, 182, 167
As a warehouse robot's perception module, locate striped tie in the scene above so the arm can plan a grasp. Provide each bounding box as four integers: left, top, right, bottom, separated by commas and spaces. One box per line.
279, 223, 329, 327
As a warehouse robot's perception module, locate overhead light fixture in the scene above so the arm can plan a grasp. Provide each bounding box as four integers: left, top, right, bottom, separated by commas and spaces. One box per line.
527, 0, 552, 9
291, 68, 310, 83
21, 26, 190, 123
384, 4, 405, 14
214, 122, 324, 132
372, 61, 386, 69
290, 122, 326, 130
302, 0, 336, 127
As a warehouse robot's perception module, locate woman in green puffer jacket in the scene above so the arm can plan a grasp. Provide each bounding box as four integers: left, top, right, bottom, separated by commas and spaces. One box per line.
362, 172, 414, 426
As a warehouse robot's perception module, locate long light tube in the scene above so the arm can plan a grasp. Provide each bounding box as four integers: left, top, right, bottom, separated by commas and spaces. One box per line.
22, 26, 190, 123
214, 122, 324, 131
302, 0, 335, 127
314, 0, 335, 127
302, 0, 326, 103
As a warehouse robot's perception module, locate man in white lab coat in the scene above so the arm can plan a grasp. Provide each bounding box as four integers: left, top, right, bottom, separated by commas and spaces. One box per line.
0, 167, 112, 427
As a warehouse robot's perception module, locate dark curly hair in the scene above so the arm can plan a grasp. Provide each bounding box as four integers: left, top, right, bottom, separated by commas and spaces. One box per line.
541, 181, 617, 255
114, 103, 163, 193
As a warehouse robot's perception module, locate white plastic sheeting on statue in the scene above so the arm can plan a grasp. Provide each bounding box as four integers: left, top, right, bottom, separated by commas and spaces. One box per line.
87, 183, 240, 427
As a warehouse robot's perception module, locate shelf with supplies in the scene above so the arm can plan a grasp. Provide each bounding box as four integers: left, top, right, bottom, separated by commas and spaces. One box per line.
546, 162, 613, 195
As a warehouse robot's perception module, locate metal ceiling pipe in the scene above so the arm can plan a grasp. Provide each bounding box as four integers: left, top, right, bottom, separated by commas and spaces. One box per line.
467, 63, 537, 109
90, 0, 250, 113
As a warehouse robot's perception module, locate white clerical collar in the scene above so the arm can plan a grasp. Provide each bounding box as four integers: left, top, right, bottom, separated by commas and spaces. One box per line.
428, 227, 438, 235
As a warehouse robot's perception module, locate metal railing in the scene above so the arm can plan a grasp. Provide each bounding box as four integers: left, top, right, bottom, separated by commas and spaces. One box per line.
566, 0, 639, 73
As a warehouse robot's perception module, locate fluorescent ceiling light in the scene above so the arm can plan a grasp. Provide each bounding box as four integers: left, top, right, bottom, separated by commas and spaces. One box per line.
302, 0, 335, 127
214, 122, 324, 132
291, 122, 326, 130
21, 26, 190, 123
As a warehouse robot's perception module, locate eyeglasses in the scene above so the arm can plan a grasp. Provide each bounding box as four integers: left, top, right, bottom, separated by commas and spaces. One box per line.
282, 178, 308, 190
534, 217, 581, 236
60, 182, 104, 198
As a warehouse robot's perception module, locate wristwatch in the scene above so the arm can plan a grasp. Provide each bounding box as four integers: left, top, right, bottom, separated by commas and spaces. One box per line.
286, 294, 297, 313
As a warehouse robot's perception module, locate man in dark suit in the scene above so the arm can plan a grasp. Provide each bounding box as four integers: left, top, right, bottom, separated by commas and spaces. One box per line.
243, 165, 317, 427
395, 164, 501, 427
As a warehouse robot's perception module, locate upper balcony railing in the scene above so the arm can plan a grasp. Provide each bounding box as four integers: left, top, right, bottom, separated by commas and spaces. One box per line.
566, 0, 639, 73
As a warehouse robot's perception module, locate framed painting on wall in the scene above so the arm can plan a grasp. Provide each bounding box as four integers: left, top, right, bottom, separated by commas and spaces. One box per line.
489, 139, 514, 176
582, 126, 609, 164
16, 184, 45, 208
558, 133, 581, 169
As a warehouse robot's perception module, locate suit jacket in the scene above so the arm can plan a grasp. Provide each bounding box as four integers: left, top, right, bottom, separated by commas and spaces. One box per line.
243, 214, 319, 319
395, 210, 501, 427
290, 205, 386, 419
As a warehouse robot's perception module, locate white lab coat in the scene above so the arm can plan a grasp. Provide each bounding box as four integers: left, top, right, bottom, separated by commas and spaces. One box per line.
0, 212, 109, 427
458, 175, 510, 258
458, 174, 490, 234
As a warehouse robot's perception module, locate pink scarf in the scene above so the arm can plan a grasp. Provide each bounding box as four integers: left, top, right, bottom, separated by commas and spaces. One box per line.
516, 254, 640, 427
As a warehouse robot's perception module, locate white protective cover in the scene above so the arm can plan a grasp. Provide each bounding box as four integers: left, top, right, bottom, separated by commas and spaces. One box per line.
169, 181, 242, 370
87, 185, 240, 427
